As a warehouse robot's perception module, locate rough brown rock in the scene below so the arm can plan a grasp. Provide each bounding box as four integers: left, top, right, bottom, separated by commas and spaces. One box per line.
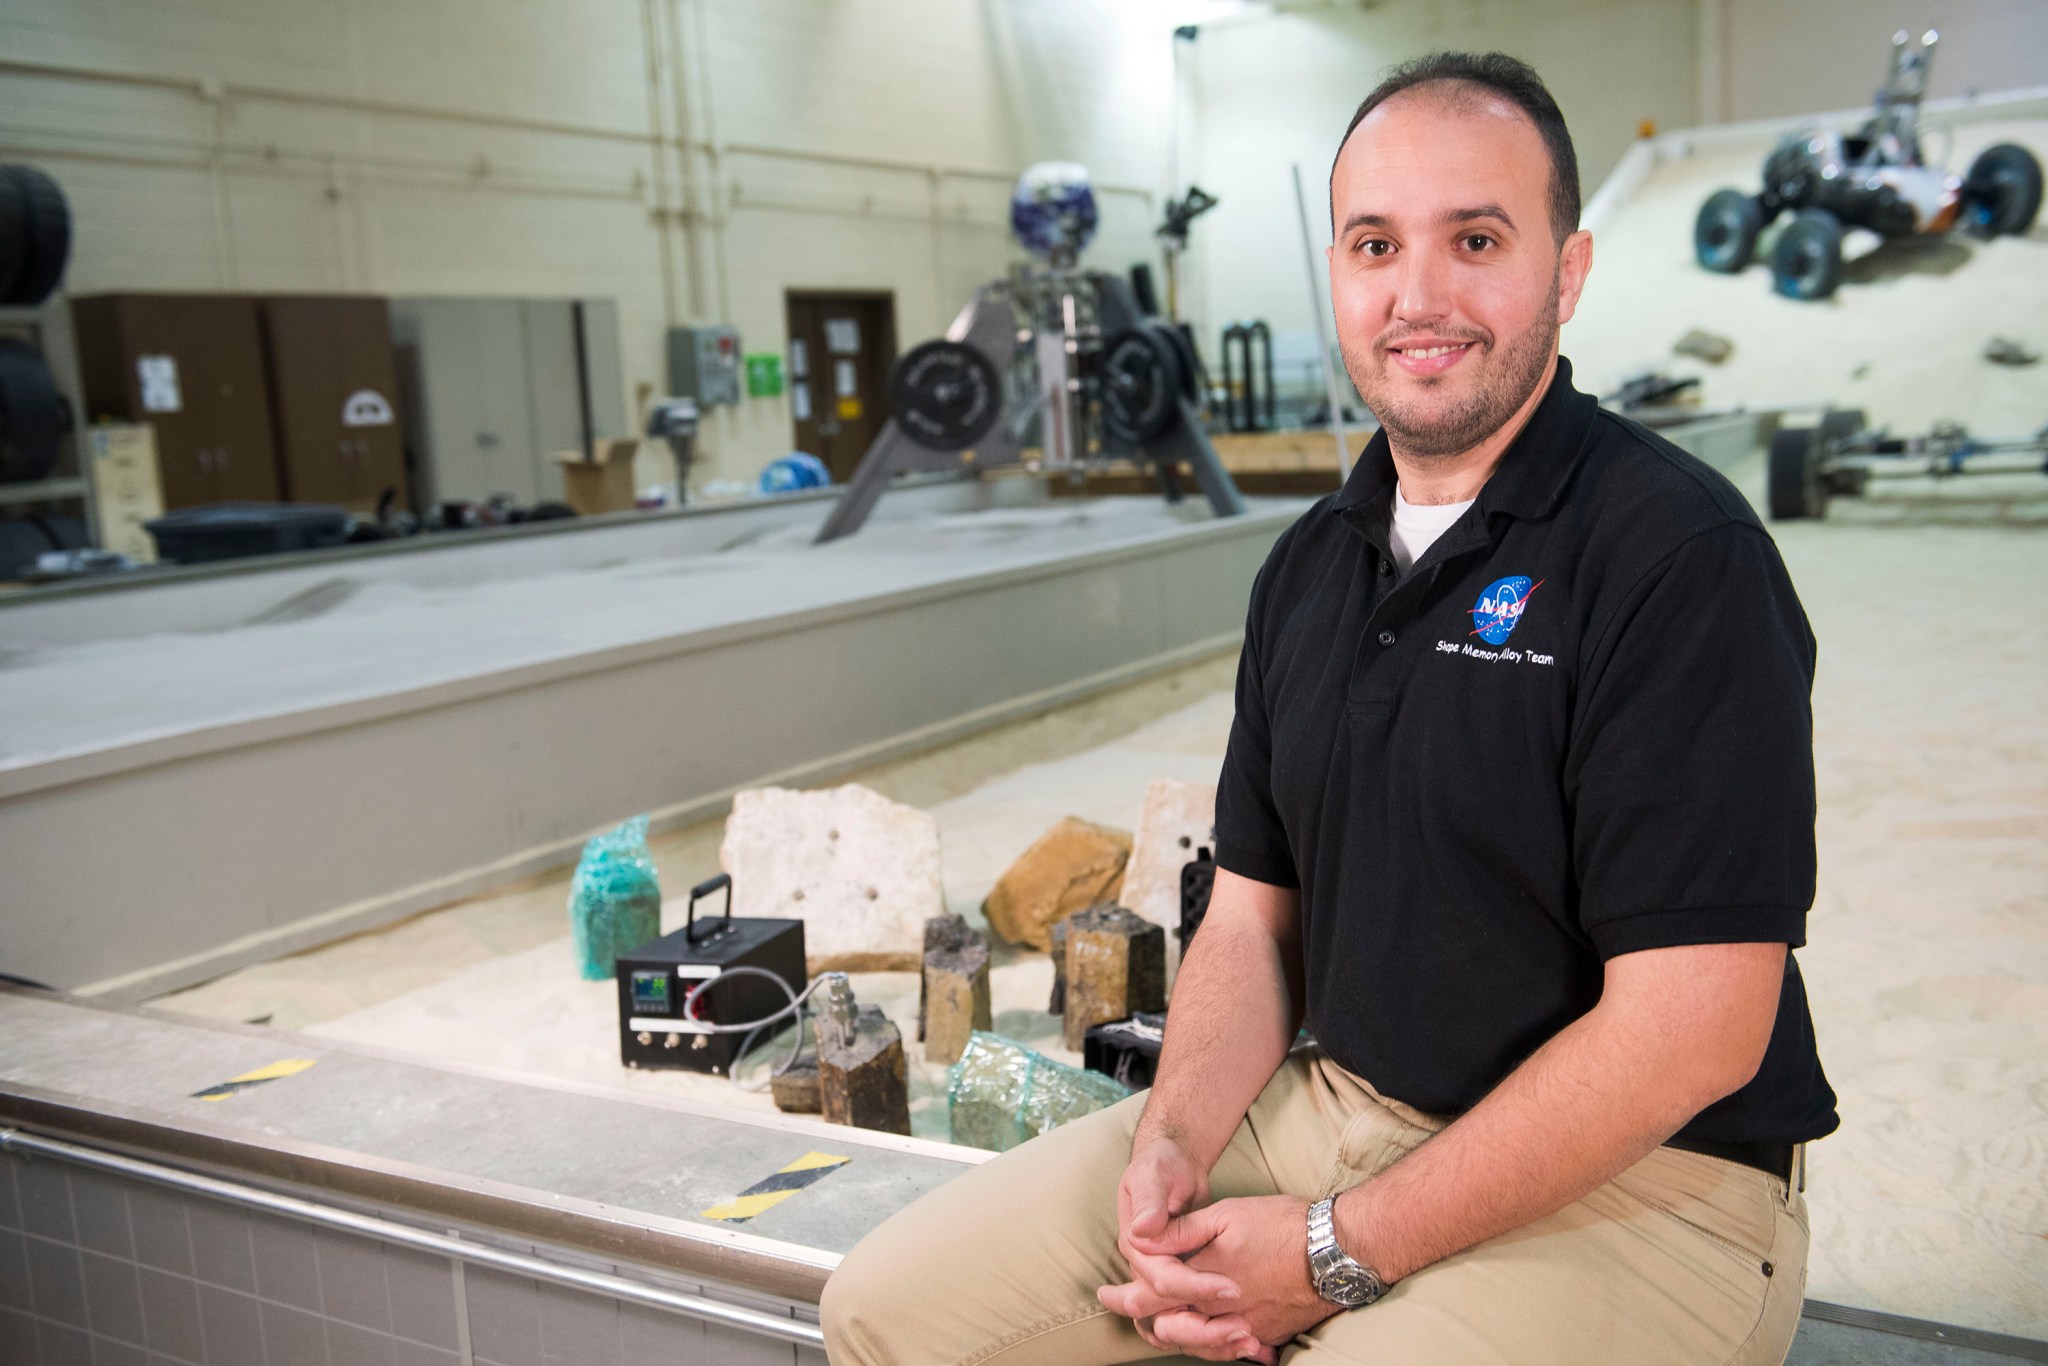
982, 816, 1132, 950
818, 1004, 911, 1135
1048, 916, 1069, 1015
770, 1055, 821, 1114
918, 913, 973, 1042
1063, 903, 1167, 1050
923, 937, 992, 1066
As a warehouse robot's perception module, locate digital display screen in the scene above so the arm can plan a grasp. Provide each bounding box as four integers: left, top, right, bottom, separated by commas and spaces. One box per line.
630, 970, 671, 1013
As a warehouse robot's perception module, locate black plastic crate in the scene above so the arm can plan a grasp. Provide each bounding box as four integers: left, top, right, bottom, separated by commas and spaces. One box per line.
145, 502, 349, 564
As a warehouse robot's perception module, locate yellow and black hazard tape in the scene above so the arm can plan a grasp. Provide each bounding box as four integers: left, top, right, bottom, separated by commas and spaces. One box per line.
190, 1058, 318, 1102
700, 1151, 851, 1223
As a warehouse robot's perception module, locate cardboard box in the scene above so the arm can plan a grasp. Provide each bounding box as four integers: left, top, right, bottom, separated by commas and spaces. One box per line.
552, 438, 640, 515
87, 424, 166, 562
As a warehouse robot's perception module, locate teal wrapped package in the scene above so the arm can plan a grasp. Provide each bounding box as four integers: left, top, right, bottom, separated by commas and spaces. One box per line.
568, 815, 663, 980
946, 1032, 1129, 1151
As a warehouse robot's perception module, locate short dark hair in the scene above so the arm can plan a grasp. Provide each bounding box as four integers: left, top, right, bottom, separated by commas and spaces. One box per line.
1332, 51, 1581, 245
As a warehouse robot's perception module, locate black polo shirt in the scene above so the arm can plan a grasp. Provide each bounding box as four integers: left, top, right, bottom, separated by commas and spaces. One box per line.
1214, 357, 1838, 1146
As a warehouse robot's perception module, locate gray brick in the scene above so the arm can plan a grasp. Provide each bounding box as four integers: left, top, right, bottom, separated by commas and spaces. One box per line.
19, 1161, 75, 1243
183, 1205, 251, 1294
249, 1217, 321, 1313
127, 1188, 192, 1279
138, 1268, 203, 1362
81, 1251, 146, 1347
619, 1301, 704, 1362
40, 1316, 93, 1366
196, 1284, 263, 1366
314, 1231, 388, 1331
536, 1283, 618, 1364
29, 1234, 88, 1326
258, 1299, 328, 1366
382, 1248, 456, 1352
327, 1319, 396, 1366
0, 1156, 20, 1230
70, 1174, 134, 1263
0, 1228, 30, 1313
0, 1306, 37, 1363
463, 1268, 539, 1366
389, 1340, 457, 1366
92, 1335, 150, 1366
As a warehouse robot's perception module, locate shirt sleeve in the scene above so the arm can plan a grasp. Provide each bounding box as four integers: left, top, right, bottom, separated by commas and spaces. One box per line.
1567, 521, 1815, 958
1213, 557, 1301, 889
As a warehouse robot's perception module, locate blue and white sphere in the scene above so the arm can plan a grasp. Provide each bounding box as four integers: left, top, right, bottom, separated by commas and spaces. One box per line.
757, 452, 831, 495
1010, 161, 1099, 259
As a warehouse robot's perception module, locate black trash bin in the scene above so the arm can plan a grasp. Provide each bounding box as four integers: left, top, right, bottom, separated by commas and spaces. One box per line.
145, 503, 350, 564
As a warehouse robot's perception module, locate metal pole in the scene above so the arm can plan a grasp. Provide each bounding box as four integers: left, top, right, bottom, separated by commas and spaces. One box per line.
0, 1127, 826, 1349
1291, 163, 1352, 481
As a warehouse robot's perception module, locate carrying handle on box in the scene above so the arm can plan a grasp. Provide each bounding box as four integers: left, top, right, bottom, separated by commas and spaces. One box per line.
687, 873, 733, 944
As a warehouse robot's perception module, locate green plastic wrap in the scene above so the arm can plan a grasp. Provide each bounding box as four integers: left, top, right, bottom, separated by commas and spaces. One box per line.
568, 815, 663, 981
946, 1032, 1129, 1152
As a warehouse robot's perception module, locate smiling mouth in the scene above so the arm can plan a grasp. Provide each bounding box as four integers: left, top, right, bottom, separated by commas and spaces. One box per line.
1390, 342, 1475, 359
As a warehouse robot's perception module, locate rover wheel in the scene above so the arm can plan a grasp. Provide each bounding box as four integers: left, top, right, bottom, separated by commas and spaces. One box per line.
1768, 425, 1828, 520
1771, 209, 1844, 300
1963, 143, 2043, 238
1695, 189, 1763, 272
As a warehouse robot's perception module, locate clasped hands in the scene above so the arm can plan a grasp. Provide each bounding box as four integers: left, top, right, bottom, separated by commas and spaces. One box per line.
1096, 1136, 1340, 1363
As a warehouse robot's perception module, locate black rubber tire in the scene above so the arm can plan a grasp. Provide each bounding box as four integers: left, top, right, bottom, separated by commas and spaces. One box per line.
0, 166, 71, 307
1695, 189, 1763, 273
1768, 426, 1828, 520
1771, 209, 1844, 301
0, 338, 65, 484
1962, 142, 2043, 238
0, 170, 27, 304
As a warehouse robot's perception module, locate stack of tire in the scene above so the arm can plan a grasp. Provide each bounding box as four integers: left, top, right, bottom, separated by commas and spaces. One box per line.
2, 164, 74, 486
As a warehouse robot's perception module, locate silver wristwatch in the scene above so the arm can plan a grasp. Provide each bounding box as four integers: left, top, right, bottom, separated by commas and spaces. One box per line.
1306, 1197, 1387, 1308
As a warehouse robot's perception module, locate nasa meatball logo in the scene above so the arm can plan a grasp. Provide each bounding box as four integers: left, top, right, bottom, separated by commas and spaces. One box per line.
1470, 575, 1542, 645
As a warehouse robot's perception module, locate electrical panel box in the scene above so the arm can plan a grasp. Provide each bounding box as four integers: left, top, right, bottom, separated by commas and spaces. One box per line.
615, 874, 806, 1075
667, 324, 743, 408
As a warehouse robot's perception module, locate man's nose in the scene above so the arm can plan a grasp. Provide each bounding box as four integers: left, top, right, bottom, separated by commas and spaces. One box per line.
1392, 246, 1452, 322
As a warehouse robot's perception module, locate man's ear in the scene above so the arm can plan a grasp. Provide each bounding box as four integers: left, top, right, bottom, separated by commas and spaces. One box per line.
1555, 229, 1593, 325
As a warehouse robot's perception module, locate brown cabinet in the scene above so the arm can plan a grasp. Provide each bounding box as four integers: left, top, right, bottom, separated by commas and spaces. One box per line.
261, 295, 408, 512
70, 294, 281, 510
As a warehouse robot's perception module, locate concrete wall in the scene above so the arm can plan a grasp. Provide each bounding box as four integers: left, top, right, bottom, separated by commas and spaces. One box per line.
0, 0, 1181, 493
1717, 0, 2048, 124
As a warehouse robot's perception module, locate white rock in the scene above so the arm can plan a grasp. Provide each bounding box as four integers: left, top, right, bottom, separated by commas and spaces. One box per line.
719, 783, 943, 973
1120, 780, 1217, 984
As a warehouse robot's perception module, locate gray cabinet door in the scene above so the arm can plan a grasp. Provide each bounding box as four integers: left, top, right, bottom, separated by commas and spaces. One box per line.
392, 296, 627, 508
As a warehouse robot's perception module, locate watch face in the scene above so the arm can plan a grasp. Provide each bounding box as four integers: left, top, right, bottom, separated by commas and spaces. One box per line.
1321, 1265, 1383, 1307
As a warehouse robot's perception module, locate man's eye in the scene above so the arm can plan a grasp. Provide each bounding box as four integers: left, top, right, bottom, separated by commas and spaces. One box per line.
1463, 234, 1495, 251
1359, 239, 1394, 257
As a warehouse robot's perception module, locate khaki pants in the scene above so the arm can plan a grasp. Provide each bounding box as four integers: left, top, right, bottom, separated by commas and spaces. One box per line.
821, 1051, 1808, 1366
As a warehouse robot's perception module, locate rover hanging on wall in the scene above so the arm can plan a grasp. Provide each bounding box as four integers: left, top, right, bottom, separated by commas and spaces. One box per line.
1693, 29, 2041, 300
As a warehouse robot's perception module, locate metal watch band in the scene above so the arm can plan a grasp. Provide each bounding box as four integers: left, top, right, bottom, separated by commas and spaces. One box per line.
1306, 1197, 1388, 1308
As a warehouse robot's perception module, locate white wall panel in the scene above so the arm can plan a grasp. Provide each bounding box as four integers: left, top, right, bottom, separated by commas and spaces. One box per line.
0, 0, 1186, 491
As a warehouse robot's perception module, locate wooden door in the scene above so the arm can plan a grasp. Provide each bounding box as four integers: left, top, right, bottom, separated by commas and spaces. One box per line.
71, 294, 280, 509
784, 292, 897, 483
262, 296, 407, 512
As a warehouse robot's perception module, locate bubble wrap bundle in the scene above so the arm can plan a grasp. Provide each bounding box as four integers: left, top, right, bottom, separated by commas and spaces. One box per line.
946, 1031, 1129, 1152
567, 814, 663, 981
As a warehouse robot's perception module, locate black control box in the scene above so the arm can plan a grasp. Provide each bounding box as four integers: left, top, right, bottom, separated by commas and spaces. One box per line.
615, 874, 807, 1075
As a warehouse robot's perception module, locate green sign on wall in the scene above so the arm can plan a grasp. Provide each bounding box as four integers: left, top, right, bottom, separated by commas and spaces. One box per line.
745, 353, 784, 398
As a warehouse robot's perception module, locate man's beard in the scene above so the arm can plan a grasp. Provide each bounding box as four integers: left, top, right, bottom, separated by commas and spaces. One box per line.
1339, 280, 1558, 460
